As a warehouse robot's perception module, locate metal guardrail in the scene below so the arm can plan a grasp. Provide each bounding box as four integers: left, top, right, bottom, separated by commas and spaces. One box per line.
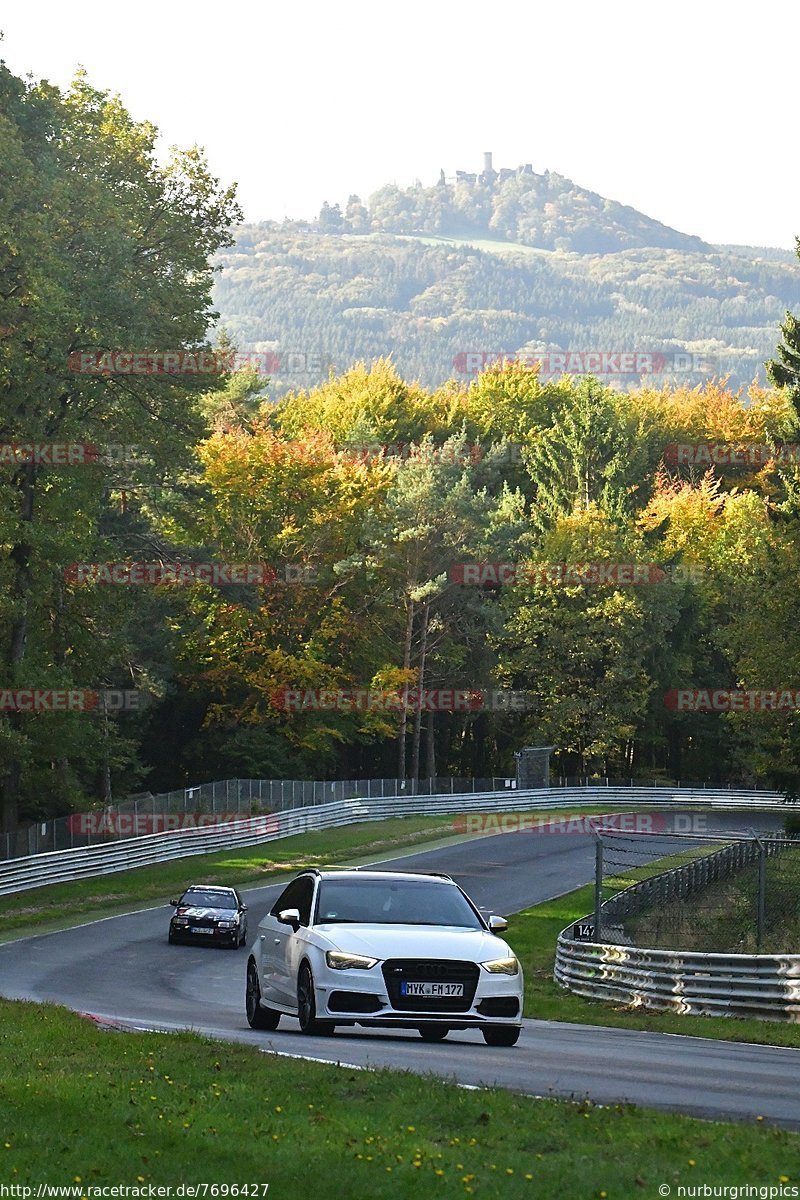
555, 940, 800, 1021
555, 833, 800, 1019
0, 785, 783, 896
2, 776, 517, 859
5, 774, 776, 860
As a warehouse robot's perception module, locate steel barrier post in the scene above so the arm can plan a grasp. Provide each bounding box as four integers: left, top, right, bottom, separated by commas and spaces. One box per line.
757, 838, 766, 951
594, 835, 603, 944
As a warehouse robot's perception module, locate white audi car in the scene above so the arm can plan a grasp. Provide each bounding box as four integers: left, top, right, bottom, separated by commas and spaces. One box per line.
245, 868, 523, 1045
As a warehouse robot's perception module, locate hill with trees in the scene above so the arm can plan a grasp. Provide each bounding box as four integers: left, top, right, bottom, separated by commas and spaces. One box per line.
317, 157, 711, 253
214, 162, 799, 398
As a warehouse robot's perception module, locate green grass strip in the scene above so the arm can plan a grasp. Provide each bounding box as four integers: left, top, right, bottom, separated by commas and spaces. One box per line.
0, 998, 797, 1193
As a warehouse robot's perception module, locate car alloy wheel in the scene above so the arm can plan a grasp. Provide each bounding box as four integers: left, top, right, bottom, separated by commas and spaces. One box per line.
246, 960, 280, 1030
297, 963, 335, 1036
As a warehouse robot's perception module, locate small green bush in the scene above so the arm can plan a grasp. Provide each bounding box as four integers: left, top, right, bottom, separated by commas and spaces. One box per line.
784, 811, 800, 837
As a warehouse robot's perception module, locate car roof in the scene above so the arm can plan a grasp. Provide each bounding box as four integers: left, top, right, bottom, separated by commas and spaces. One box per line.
184, 884, 237, 894
304, 869, 455, 884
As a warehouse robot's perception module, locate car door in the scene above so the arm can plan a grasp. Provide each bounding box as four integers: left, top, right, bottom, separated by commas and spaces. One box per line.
271, 876, 315, 1008
259, 878, 313, 1005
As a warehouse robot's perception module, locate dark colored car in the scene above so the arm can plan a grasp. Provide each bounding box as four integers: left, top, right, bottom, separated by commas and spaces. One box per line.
168, 885, 248, 948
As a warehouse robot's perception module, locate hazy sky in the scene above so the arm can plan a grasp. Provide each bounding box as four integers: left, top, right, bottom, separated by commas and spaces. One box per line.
3, 0, 798, 248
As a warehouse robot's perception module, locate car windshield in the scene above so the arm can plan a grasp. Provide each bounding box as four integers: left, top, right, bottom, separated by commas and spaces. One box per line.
315, 878, 483, 928
180, 891, 235, 909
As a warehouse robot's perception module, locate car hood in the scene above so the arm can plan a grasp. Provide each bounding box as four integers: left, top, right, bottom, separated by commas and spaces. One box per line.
176, 906, 237, 919
315, 923, 513, 961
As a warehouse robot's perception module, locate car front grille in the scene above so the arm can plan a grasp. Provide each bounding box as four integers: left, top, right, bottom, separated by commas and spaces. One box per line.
382, 959, 480, 1011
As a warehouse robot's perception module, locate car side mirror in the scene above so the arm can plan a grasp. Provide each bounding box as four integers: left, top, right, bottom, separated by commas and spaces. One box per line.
169, 899, 179, 907
239, 903, 248, 912
487, 914, 508, 933
278, 907, 301, 929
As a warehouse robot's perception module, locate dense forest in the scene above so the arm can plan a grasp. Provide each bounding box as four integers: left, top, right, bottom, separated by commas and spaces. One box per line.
5, 64, 800, 834
215, 227, 799, 399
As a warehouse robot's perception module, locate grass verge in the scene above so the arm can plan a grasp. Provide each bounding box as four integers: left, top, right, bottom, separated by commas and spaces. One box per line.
0, 998, 797, 1195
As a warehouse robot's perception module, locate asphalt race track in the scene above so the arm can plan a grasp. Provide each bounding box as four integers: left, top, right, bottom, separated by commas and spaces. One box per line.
2, 809, 799, 1128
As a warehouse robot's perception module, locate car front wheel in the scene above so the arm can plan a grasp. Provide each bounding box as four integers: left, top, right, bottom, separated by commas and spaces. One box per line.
482, 1025, 521, 1047
297, 964, 336, 1036
246, 960, 280, 1030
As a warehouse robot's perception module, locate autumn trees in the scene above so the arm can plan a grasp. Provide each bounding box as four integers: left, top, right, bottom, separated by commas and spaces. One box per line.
137, 359, 800, 794
5, 60, 800, 826
0, 62, 240, 832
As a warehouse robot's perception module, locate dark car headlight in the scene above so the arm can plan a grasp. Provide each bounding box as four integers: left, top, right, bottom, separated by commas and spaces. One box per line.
480, 956, 519, 975
326, 951, 379, 970
217, 920, 237, 929
172, 917, 189, 926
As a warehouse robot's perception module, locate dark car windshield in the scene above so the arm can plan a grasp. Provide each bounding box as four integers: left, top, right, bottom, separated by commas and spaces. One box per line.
315, 878, 483, 928
180, 891, 236, 909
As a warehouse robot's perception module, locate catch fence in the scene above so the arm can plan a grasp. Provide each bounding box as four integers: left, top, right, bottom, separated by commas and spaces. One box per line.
556, 828, 800, 1018
592, 830, 800, 953
2, 774, 771, 860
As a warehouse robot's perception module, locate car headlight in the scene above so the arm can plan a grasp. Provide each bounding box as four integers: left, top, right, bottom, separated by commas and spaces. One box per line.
326, 951, 379, 970
172, 917, 189, 926
481, 956, 519, 975
217, 920, 237, 929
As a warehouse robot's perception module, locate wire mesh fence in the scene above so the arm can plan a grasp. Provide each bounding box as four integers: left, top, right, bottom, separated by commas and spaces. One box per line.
552, 776, 765, 790
5, 772, 781, 862
0, 775, 519, 860
589, 830, 800, 954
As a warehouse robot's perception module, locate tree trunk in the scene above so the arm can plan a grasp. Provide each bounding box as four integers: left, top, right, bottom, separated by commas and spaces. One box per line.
1, 462, 37, 835
425, 710, 436, 782
396, 597, 415, 782
410, 602, 430, 786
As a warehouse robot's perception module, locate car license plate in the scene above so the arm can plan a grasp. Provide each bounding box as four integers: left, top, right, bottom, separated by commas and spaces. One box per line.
191, 927, 214, 935
401, 981, 464, 997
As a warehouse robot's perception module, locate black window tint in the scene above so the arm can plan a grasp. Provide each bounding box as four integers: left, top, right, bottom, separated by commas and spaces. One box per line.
271, 876, 315, 925
294, 877, 314, 925
314, 879, 483, 928
270, 879, 304, 917
182, 890, 236, 909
